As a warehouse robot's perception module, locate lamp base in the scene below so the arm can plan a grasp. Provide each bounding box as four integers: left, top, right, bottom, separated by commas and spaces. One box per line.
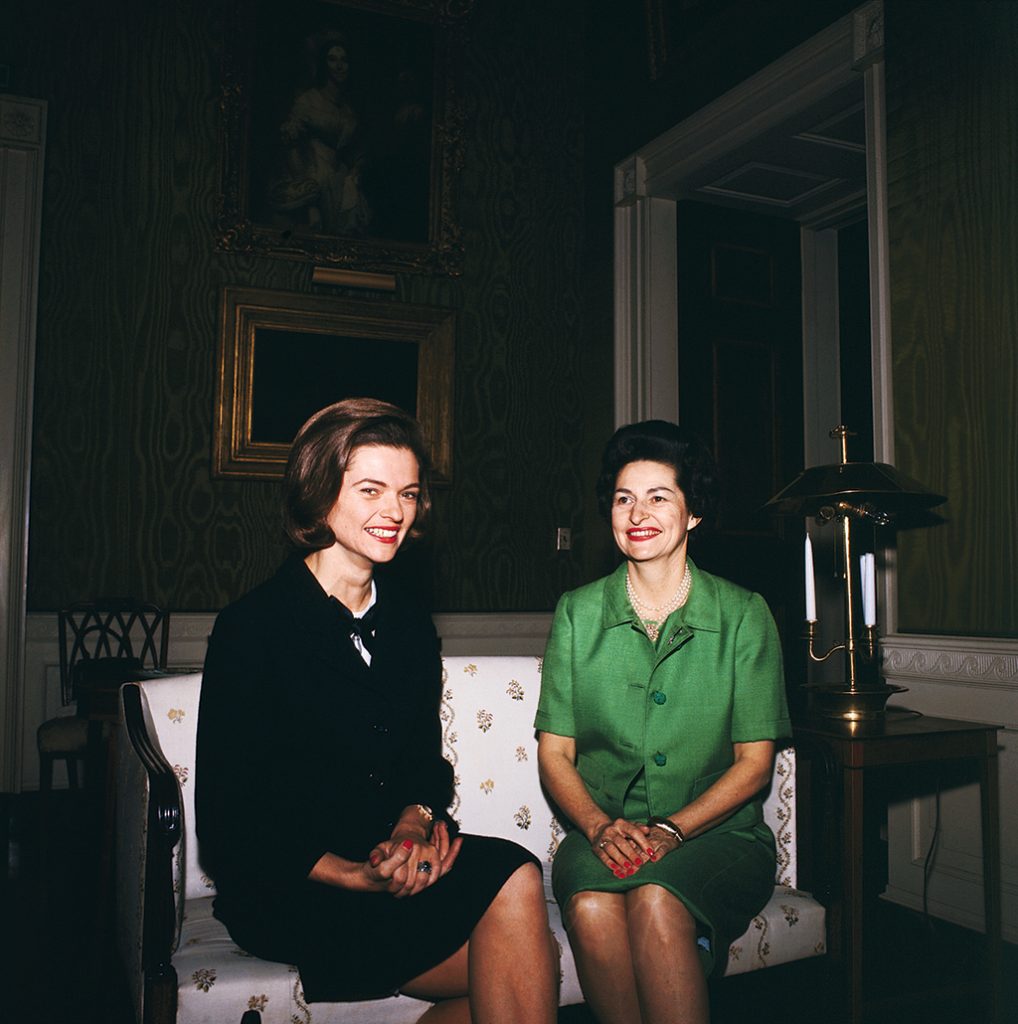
804, 682, 908, 721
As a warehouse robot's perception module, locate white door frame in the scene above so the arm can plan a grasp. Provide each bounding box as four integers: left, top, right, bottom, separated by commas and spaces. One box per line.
613, 4, 890, 456
0, 95, 46, 793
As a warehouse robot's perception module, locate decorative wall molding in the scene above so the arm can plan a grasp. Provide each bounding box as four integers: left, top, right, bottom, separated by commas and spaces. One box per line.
882, 633, 1018, 694
634, 13, 860, 196
434, 612, 552, 655
613, 155, 643, 204
143, 611, 555, 658
852, 0, 885, 69
0, 97, 44, 145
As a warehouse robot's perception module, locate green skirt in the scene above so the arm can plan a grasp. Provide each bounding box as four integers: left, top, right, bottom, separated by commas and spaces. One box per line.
551, 773, 776, 976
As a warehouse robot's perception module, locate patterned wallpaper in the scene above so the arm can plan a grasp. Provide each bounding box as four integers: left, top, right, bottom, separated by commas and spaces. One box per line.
20, 0, 598, 612
886, 1, 1018, 637
15, 0, 887, 616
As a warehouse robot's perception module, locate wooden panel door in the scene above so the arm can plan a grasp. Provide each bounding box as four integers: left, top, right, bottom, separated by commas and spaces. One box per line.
676, 200, 806, 703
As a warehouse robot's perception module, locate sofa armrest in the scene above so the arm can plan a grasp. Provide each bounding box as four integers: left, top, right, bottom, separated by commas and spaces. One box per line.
117, 682, 183, 1024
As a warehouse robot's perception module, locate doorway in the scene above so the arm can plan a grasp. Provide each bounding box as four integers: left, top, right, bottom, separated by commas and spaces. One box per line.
676, 200, 806, 692
612, 4, 891, 694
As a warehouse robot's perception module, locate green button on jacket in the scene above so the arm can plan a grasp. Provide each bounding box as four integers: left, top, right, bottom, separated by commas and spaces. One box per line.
534, 558, 791, 833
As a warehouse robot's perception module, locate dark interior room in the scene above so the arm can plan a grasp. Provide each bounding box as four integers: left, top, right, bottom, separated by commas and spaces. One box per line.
1, 1, 1015, 1022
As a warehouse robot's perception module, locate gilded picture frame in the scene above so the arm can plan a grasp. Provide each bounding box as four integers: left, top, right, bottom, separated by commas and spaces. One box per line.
216, 0, 470, 275
213, 287, 455, 481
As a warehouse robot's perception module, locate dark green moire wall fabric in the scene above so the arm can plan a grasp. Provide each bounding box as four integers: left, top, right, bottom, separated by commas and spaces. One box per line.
21, 0, 593, 612
887, 1, 1018, 637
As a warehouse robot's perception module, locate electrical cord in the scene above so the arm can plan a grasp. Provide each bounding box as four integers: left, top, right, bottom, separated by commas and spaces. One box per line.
921, 772, 942, 930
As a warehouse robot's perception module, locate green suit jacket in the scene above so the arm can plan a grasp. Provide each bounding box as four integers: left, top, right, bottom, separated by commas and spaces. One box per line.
535, 559, 791, 836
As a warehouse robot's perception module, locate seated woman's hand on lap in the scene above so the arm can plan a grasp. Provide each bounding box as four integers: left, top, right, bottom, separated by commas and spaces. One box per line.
371, 819, 462, 897
590, 818, 654, 877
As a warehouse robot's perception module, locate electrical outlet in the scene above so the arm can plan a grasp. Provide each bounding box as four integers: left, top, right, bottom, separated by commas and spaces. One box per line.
556, 527, 571, 551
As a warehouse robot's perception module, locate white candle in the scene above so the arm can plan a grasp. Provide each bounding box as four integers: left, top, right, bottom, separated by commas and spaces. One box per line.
805, 534, 817, 622
860, 553, 876, 627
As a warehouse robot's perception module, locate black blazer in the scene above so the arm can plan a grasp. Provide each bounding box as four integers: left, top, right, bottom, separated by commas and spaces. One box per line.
195, 555, 453, 905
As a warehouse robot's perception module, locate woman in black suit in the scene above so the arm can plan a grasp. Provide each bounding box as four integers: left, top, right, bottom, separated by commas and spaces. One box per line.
195, 398, 557, 1023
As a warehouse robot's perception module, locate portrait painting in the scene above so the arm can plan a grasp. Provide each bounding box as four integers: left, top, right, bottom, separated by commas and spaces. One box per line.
218, 0, 469, 274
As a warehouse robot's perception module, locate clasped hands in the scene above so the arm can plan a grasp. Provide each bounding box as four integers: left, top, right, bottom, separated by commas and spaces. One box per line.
590, 817, 682, 877
364, 818, 462, 898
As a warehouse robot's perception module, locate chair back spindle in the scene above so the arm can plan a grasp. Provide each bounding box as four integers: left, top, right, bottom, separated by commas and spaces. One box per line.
58, 600, 170, 705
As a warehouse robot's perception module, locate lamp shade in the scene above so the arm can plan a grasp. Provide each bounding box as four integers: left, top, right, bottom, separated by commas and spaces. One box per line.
765, 462, 947, 517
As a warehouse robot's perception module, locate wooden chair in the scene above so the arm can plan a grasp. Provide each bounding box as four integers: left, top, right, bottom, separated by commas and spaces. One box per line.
37, 600, 170, 793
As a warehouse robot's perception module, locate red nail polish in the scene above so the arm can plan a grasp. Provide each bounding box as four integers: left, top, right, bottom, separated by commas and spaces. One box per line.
624, 861, 632, 869
634, 858, 642, 865
627, 868, 634, 876
646, 848, 654, 856
402, 839, 414, 850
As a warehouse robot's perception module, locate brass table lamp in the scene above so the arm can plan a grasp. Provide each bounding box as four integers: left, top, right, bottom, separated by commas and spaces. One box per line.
765, 425, 947, 720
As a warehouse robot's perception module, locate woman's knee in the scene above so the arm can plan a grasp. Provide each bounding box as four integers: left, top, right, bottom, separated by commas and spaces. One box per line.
497, 862, 544, 907
563, 890, 626, 934
483, 863, 547, 932
625, 885, 697, 940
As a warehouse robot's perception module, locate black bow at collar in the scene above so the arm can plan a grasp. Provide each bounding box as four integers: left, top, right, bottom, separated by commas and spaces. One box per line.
330, 598, 378, 655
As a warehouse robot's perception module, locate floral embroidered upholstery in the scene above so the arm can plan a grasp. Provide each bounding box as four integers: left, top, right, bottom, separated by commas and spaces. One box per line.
723, 746, 828, 976
115, 658, 824, 1024
438, 658, 582, 1003
439, 658, 825, 979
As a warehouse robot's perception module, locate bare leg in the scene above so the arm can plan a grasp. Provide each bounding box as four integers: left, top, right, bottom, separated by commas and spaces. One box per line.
404, 863, 556, 1024
468, 863, 557, 1023
404, 941, 471, 1023
404, 941, 470, 1022
625, 885, 708, 1024
563, 891, 641, 1024
414, 997, 471, 1024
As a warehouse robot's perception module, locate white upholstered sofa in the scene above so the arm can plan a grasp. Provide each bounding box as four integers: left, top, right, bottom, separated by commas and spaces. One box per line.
115, 656, 826, 1024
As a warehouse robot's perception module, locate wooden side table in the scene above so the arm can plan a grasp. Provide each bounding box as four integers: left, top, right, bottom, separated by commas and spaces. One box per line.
793, 710, 1001, 1024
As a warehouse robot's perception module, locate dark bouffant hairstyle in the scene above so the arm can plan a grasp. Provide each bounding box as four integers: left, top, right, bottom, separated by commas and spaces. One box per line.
595, 420, 720, 528
282, 397, 432, 552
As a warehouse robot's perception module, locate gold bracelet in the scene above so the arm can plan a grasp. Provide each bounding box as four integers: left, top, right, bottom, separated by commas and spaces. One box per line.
647, 815, 686, 846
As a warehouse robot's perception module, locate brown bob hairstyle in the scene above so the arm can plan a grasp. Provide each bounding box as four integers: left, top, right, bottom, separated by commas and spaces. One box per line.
282, 397, 433, 552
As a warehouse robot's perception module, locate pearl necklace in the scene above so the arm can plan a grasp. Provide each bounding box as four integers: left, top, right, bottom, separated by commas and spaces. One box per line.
626, 565, 692, 642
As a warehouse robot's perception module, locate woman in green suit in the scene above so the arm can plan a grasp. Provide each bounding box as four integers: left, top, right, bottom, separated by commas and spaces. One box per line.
536, 420, 791, 1024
